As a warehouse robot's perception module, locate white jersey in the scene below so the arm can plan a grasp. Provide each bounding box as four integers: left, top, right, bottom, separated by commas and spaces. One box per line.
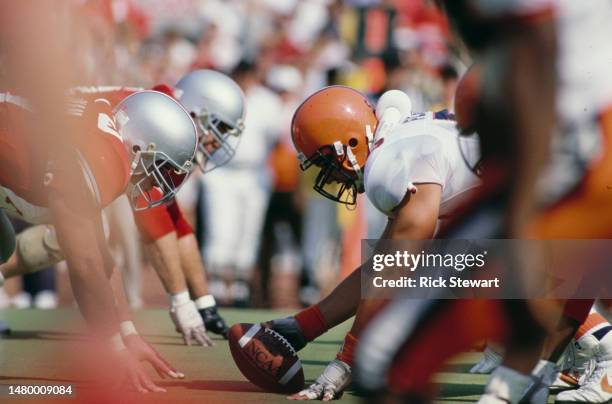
364, 114, 480, 218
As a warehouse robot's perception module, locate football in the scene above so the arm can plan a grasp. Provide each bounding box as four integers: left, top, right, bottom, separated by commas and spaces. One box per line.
228, 323, 304, 393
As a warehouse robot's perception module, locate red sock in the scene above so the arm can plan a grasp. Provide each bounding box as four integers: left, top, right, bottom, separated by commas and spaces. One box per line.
295, 305, 328, 341
336, 332, 357, 366
563, 299, 595, 324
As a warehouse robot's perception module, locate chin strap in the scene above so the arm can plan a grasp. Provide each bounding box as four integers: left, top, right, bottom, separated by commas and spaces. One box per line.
335, 141, 364, 193
365, 124, 375, 150
129, 149, 142, 176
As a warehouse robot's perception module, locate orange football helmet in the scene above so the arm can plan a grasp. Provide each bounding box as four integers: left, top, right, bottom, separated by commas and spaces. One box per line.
291, 86, 377, 205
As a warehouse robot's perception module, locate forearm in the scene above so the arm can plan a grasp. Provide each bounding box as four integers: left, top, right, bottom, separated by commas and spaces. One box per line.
67, 262, 119, 336
318, 267, 361, 328
146, 232, 187, 295
50, 199, 119, 336
177, 234, 208, 299
109, 265, 133, 323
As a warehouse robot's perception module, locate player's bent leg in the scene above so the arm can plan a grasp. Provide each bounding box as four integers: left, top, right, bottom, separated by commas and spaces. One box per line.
0, 210, 14, 334
355, 299, 508, 400
16, 224, 63, 273
0, 210, 15, 265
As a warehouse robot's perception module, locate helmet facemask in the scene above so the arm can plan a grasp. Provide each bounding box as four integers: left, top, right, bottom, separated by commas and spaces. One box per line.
192, 107, 244, 172
128, 147, 193, 211
298, 142, 365, 206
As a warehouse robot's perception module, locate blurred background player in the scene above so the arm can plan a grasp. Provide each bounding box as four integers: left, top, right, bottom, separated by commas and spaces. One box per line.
0, 89, 197, 392
4, 69, 246, 343
198, 61, 283, 307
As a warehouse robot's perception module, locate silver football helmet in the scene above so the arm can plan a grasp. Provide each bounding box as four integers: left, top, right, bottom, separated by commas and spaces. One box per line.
114, 90, 198, 210
174, 69, 246, 172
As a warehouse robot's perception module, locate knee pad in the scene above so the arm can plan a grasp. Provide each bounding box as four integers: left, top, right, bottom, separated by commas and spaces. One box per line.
16, 225, 64, 273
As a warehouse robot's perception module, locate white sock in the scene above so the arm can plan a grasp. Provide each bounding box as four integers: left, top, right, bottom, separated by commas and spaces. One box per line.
485, 366, 532, 403
195, 294, 216, 310
532, 360, 557, 385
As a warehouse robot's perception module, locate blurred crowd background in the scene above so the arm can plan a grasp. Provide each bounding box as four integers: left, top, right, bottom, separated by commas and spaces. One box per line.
0, 0, 465, 310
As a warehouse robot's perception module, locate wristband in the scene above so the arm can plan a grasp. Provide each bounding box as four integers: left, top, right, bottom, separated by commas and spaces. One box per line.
119, 321, 138, 337
169, 290, 190, 307
0, 271, 5, 287
110, 332, 127, 352
195, 294, 216, 310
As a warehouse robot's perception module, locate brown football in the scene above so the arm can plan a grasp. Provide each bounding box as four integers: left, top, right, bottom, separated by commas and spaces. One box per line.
228, 323, 304, 393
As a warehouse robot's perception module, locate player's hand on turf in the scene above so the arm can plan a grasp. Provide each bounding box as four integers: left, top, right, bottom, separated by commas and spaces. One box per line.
117, 349, 167, 393
124, 334, 185, 379
170, 300, 214, 346
288, 359, 351, 401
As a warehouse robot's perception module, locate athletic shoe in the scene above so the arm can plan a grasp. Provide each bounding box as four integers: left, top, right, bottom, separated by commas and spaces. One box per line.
556, 360, 612, 403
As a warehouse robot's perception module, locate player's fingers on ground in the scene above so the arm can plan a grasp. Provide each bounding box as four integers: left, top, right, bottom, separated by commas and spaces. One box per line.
129, 371, 148, 393
147, 354, 171, 379
181, 329, 192, 346
322, 385, 337, 401
287, 393, 311, 400
154, 351, 184, 379
139, 370, 165, 393
198, 327, 214, 346
289, 386, 322, 400
193, 329, 208, 346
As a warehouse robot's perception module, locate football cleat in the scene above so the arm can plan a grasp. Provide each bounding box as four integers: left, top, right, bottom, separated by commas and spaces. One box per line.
199, 307, 229, 338
555, 360, 612, 403
471, 345, 503, 374
552, 335, 598, 390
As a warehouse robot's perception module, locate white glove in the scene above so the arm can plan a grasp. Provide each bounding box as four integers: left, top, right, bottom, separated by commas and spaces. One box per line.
289, 359, 351, 401
170, 297, 213, 347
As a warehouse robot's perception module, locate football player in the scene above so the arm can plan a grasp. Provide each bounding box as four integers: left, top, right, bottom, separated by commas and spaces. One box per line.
436, 1, 612, 402
256, 85, 483, 400
0, 70, 245, 344
0, 89, 198, 392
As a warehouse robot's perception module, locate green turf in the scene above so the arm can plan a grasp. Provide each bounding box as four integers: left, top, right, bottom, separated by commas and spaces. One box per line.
0, 309, 558, 403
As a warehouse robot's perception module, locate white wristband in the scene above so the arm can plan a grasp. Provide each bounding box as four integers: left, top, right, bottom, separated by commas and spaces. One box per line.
0, 271, 5, 287
169, 290, 191, 307
110, 332, 127, 352
119, 321, 138, 337
195, 294, 216, 310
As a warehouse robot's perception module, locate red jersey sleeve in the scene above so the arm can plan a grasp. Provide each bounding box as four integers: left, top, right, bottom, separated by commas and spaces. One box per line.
133, 188, 193, 242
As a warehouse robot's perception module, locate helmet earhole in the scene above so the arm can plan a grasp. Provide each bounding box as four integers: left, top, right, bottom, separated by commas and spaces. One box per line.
132, 145, 141, 153
348, 138, 358, 148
